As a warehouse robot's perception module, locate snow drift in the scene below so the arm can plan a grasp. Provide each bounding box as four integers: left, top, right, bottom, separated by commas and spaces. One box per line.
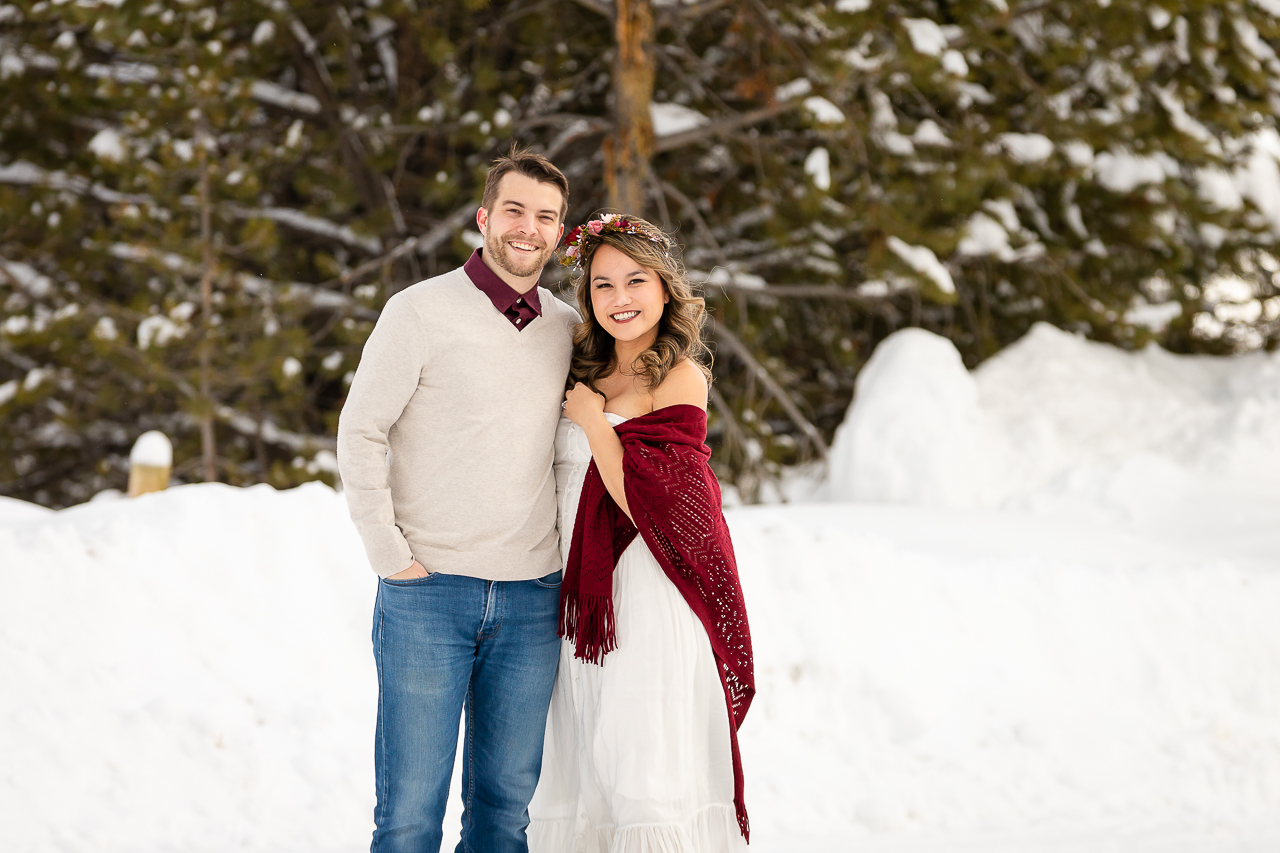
3, 324, 1280, 852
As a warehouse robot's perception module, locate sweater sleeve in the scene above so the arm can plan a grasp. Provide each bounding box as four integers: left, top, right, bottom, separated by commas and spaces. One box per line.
337, 293, 426, 577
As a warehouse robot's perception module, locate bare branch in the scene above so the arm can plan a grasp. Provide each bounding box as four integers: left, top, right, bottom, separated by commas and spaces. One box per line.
660, 0, 735, 24
708, 317, 829, 459
572, 0, 614, 17
319, 203, 475, 293
702, 280, 890, 306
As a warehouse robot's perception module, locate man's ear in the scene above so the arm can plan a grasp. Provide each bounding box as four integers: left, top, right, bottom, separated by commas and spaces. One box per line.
476, 206, 489, 236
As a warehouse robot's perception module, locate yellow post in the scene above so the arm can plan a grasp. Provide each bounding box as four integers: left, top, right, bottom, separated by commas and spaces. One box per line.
128, 431, 172, 497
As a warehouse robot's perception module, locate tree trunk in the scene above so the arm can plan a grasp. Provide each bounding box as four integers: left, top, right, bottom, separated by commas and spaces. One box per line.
606, 0, 656, 215
197, 142, 218, 483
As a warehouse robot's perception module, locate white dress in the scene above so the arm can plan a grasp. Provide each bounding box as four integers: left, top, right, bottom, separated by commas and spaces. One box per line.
527, 414, 747, 853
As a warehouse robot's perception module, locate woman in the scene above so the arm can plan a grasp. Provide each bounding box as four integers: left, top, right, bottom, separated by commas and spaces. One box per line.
528, 214, 754, 853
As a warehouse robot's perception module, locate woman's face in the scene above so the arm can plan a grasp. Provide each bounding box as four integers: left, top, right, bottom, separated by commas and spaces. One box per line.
588, 243, 669, 350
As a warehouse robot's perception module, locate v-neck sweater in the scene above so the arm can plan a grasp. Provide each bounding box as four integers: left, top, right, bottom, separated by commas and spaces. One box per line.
337, 265, 578, 579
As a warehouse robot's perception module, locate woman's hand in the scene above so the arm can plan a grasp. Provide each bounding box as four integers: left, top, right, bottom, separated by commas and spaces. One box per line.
564, 382, 606, 428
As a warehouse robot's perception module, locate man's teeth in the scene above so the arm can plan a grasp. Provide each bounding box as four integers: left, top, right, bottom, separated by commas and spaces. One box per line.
612, 311, 639, 321
509, 241, 538, 252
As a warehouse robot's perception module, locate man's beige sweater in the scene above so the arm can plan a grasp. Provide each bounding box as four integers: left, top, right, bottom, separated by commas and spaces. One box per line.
336, 266, 577, 580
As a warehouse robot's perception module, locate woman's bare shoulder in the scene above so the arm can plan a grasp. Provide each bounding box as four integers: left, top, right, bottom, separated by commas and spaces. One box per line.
651, 359, 709, 411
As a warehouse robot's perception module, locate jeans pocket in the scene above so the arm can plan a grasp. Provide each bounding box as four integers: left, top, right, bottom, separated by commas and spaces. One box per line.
381, 571, 438, 587
532, 569, 562, 589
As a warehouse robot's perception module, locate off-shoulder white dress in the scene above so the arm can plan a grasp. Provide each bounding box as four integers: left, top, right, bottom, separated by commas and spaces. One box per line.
527, 414, 746, 853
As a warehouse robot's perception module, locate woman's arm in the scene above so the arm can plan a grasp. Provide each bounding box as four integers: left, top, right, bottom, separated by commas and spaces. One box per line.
564, 382, 632, 519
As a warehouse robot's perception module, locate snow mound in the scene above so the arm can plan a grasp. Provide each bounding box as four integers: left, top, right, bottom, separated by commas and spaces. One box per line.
826, 328, 998, 507
825, 322, 1280, 523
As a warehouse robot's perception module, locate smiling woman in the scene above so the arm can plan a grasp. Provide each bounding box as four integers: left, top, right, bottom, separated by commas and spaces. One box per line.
561, 214, 710, 400
529, 214, 754, 852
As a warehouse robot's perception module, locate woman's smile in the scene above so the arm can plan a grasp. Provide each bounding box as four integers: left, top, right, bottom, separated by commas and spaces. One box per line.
590, 244, 669, 350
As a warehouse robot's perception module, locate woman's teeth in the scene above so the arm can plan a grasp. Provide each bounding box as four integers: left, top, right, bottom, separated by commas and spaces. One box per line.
611, 311, 639, 322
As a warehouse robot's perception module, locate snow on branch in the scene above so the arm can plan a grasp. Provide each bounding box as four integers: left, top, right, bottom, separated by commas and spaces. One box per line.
220, 204, 382, 254
106, 243, 378, 321
248, 80, 321, 115
84, 62, 161, 85
0, 159, 151, 206
212, 406, 335, 454
653, 102, 802, 153
0, 258, 55, 299
887, 237, 956, 295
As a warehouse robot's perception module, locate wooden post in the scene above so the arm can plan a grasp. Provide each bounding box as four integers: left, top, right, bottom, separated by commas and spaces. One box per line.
128, 431, 173, 497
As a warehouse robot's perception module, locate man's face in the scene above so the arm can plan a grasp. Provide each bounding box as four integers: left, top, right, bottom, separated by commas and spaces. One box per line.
477, 172, 565, 281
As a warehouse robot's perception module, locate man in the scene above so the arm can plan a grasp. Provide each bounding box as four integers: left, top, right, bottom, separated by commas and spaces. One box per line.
337, 147, 578, 853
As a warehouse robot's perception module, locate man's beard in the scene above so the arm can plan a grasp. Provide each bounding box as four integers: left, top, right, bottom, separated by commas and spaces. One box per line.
485, 230, 552, 279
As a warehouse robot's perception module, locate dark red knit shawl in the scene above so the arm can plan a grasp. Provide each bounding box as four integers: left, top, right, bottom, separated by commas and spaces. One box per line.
559, 403, 755, 840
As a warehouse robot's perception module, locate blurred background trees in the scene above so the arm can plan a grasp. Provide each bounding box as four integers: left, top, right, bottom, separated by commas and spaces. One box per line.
3, 0, 1279, 507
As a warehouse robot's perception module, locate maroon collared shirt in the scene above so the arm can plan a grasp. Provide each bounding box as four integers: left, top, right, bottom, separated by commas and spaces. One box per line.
463, 249, 542, 330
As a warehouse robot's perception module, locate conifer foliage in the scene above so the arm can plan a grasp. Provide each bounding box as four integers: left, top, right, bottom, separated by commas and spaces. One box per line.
2, 0, 1279, 506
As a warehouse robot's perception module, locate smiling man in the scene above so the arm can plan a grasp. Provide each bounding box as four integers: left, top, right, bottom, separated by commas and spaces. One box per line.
337, 147, 578, 853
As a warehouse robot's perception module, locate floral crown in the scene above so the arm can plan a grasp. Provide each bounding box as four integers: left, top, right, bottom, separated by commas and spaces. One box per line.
559, 213, 673, 269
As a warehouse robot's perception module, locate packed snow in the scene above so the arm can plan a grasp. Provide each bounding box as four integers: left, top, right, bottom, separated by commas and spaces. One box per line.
2, 325, 1280, 852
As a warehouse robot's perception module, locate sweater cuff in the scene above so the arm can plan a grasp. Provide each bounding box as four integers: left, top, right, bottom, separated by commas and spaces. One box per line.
368, 533, 416, 579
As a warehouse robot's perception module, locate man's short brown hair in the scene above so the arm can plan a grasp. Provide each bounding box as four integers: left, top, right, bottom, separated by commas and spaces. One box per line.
481, 145, 570, 222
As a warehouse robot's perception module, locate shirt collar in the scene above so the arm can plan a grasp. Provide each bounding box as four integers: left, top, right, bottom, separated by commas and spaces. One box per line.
463, 249, 543, 316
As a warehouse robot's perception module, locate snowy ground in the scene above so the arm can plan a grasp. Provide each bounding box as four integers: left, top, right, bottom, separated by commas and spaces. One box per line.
2, 324, 1279, 852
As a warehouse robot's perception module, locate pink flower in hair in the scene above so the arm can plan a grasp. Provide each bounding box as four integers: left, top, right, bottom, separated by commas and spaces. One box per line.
587, 220, 604, 235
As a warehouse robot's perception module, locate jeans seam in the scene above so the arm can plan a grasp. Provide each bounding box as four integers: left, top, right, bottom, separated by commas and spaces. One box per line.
373, 590, 387, 838
462, 680, 476, 853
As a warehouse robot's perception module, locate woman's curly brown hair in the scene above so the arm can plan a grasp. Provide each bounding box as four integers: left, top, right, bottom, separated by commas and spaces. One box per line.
566, 216, 711, 393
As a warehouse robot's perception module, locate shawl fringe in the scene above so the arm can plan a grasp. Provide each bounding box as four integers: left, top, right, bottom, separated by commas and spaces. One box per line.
558, 590, 617, 666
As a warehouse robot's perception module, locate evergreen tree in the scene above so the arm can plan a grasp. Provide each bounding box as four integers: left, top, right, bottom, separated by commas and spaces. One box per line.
2, 0, 1279, 507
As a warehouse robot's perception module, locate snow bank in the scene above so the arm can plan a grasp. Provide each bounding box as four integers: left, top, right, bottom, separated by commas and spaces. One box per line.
826, 322, 1280, 517
3, 325, 1280, 852
0, 484, 375, 853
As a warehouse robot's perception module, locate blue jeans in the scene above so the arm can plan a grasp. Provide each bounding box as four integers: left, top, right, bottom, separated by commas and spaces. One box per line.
371, 570, 563, 853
